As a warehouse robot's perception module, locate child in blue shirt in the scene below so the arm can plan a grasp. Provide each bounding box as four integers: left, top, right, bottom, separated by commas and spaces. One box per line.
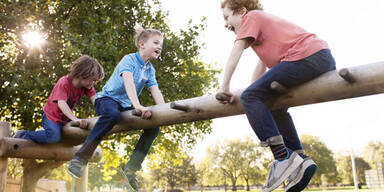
67, 27, 165, 191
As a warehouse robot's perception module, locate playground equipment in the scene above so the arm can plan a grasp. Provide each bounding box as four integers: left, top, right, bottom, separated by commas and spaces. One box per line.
1, 61, 384, 192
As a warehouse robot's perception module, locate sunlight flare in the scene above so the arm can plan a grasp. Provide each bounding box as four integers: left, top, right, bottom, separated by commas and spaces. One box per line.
21, 31, 45, 48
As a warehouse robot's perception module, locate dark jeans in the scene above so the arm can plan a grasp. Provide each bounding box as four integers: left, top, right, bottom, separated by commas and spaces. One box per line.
23, 113, 63, 143
74, 97, 159, 171
240, 49, 336, 151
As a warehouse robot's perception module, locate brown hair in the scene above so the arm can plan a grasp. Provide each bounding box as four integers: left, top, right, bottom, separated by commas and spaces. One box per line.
221, 0, 263, 14
135, 26, 163, 49
69, 55, 104, 81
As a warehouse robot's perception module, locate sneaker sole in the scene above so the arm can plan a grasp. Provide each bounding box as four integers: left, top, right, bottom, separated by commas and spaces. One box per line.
262, 153, 304, 192
67, 169, 81, 180
119, 167, 137, 192
286, 159, 317, 192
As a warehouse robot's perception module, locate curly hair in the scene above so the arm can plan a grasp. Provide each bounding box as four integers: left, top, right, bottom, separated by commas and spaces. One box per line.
221, 0, 263, 14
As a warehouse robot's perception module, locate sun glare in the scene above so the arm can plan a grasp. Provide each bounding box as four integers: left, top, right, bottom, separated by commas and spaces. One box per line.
22, 31, 45, 48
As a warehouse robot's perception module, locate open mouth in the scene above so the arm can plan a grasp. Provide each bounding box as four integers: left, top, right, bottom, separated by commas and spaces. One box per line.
227, 25, 235, 32
154, 50, 161, 55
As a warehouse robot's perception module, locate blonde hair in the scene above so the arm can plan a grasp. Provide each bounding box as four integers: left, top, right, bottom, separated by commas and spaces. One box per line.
221, 0, 263, 14
69, 55, 104, 81
134, 26, 163, 49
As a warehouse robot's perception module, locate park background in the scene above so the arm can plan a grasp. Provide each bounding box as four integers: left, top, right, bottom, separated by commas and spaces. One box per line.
1, 0, 384, 191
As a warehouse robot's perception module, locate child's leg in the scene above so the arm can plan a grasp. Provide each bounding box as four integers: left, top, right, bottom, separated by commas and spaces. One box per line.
22, 113, 62, 143
74, 97, 122, 162
124, 127, 160, 171
271, 49, 336, 152
271, 109, 302, 152
119, 126, 159, 191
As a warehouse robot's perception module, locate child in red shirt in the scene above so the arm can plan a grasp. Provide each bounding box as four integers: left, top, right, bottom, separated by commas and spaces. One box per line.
14, 55, 104, 144
218, 0, 336, 191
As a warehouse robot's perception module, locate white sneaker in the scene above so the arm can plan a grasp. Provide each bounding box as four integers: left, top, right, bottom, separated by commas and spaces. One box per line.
285, 157, 317, 192
262, 152, 303, 192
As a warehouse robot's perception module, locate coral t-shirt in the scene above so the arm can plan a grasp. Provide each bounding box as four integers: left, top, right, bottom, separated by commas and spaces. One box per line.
42, 76, 96, 124
236, 10, 329, 68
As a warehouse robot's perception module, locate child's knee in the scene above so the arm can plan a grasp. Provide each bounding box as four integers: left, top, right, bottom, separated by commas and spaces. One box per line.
46, 131, 61, 143
144, 127, 160, 137
102, 111, 121, 124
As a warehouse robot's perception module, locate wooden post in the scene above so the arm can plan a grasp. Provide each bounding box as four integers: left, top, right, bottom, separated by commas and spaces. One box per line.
71, 164, 88, 192
0, 122, 10, 192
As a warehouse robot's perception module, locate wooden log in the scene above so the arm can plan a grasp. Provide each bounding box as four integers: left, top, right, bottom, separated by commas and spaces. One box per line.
0, 122, 10, 192
170, 102, 190, 112
339, 68, 356, 83
270, 81, 288, 93
62, 61, 384, 141
0, 138, 101, 162
71, 164, 88, 192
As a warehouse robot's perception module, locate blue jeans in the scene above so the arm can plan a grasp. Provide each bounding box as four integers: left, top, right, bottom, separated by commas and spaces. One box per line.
74, 97, 159, 171
23, 113, 64, 143
240, 49, 336, 151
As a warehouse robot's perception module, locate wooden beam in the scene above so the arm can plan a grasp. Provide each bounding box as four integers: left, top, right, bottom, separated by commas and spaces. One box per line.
0, 122, 10, 192
0, 138, 101, 162
62, 61, 384, 141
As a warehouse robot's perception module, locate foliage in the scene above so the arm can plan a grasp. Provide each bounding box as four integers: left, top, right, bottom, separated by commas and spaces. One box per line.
300, 134, 338, 185
0, 0, 218, 186
363, 141, 384, 169
335, 154, 370, 185
147, 147, 198, 190
202, 137, 270, 190
7, 158, 23, 179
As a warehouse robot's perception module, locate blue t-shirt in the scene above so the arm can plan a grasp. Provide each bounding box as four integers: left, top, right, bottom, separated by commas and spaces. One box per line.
96, 52, 158, 108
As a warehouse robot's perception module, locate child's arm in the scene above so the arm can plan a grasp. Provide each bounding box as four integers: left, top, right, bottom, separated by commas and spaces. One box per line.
122, 71, 152, 119
219, 39, 249, 103
149, 86, 165, 105
57, 100, 88, 128
250, 60, 267, 83
90, 95, 96, 106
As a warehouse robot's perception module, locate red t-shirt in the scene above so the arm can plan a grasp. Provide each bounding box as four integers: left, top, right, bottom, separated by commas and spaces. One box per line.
42, 76, 96, 124
236, 10, 329, 68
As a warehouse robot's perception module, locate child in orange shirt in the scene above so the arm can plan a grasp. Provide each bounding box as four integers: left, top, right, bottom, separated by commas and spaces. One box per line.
218, 0, 336, 191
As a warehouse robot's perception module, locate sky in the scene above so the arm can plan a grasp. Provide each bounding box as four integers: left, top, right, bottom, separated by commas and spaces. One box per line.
160, 0, 384, 160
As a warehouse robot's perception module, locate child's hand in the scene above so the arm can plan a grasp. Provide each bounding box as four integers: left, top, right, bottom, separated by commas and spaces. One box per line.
217, 90, 235, 104
74, 119, 88, 129
136, 105, 152, 120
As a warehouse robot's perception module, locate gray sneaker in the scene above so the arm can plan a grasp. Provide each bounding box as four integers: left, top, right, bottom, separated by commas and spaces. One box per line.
67, 159, 86, 179
14, 130, 26, 138
262, 152, 303, 192
119, 166, 139, 192
285, 157, 317, 192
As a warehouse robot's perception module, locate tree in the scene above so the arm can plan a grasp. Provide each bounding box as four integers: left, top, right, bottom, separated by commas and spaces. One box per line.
336, 154, 370, 185
363, 141, 384, 169
300, 134, 338, 186
207, 138, 269, 191
1, 0, 218, 190
147, 147, 198, 190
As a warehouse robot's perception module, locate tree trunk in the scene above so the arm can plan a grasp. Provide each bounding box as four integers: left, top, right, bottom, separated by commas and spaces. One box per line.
245, 179, 250, 191
231, 178, 237, 191
22, 159, 64, 192
62, 62, 384, 142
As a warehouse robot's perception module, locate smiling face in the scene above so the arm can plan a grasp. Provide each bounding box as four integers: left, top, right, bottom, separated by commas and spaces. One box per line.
140, 34, 163, 61
222, 6, 245, 35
